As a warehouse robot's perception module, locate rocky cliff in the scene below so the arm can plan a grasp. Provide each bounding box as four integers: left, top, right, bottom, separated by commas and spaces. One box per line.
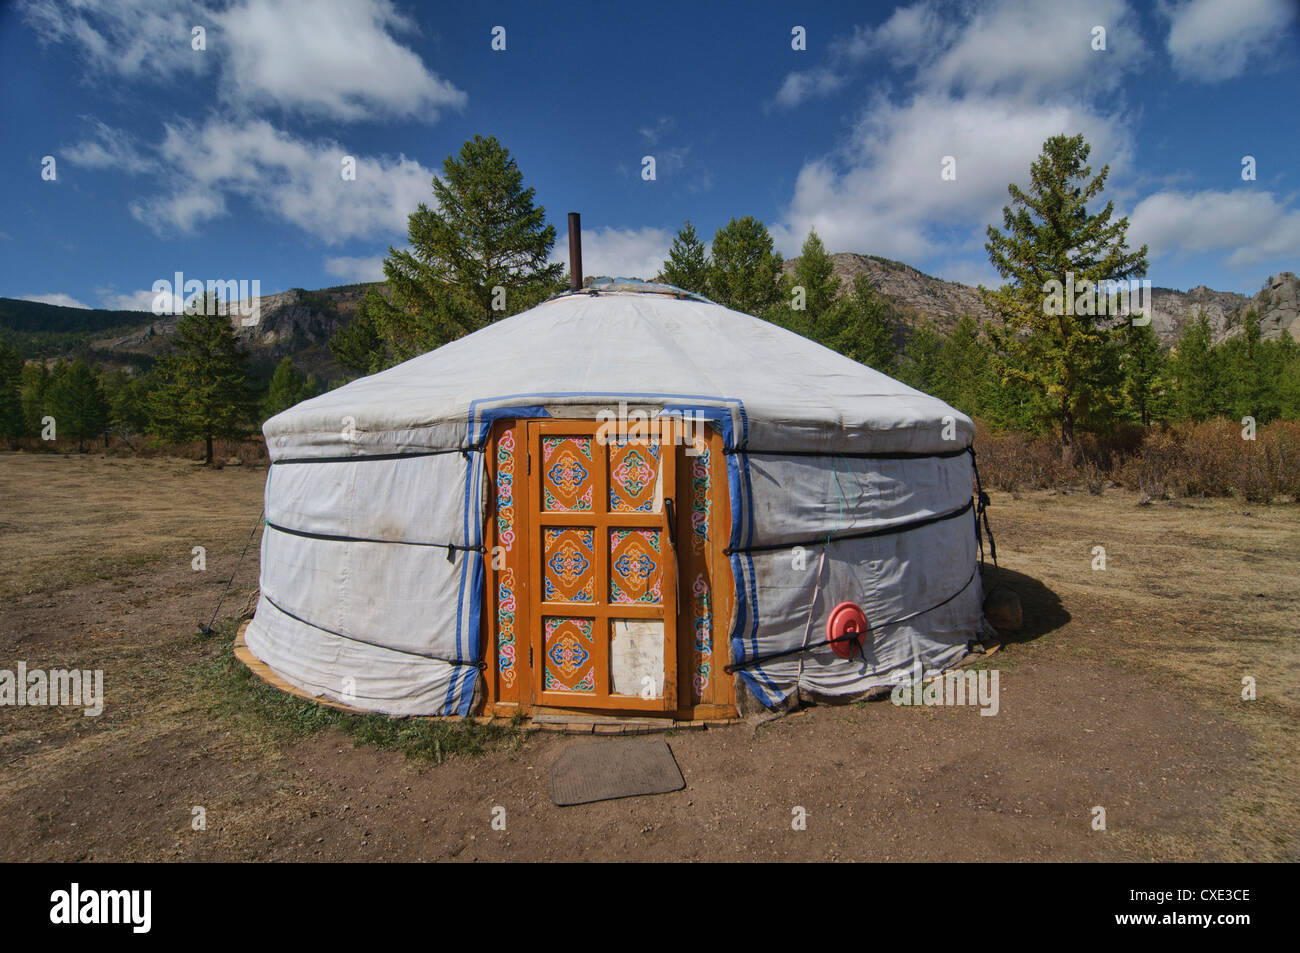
785, 253, 1299, 348
76, 263, 1300, 377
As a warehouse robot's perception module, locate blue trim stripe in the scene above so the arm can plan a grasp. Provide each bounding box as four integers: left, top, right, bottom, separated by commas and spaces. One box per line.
460, 391, 756, 717
445, 448, 474, 714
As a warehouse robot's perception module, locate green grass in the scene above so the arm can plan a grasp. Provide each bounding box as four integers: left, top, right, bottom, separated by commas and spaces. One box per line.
196, 620, 525, 763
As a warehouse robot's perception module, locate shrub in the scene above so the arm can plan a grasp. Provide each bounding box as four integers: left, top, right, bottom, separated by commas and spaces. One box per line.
973, 418, 1300, 503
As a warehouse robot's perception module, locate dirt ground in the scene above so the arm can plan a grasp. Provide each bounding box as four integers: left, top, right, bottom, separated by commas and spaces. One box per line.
1, 451, 1296, 862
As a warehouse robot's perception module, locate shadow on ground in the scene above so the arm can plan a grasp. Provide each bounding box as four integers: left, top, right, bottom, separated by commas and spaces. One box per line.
981, 564, 1070, 646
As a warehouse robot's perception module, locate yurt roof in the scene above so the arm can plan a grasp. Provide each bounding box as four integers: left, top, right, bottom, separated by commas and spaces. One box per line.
264, 286, 972, 459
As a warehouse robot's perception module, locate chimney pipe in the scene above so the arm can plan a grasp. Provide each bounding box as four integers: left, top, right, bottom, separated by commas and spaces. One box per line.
567, 212, 583, 291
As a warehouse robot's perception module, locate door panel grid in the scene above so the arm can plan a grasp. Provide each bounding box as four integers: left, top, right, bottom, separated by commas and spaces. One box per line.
527, 419, 678, 711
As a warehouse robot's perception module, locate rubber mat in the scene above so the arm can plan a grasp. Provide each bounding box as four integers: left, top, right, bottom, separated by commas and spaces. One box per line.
548, 737, 685, 806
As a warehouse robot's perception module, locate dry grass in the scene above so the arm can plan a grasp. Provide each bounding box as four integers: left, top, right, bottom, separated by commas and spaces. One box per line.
984, 488, 1300, 859
0, 451, 267, 599
1, 452, 1296, 860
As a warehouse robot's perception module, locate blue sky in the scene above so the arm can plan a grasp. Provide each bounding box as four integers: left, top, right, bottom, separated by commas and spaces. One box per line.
2, 0, 1298, 313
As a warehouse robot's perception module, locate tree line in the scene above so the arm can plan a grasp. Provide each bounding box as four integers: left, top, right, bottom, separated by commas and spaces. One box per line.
0, 309, 320, 464
4, 132, 1295, 466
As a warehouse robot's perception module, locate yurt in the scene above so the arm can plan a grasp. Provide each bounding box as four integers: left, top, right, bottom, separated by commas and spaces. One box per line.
244, 229, 989, 721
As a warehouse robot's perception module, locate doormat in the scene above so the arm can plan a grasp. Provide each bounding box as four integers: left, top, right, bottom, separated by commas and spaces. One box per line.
549, 737, 685, 806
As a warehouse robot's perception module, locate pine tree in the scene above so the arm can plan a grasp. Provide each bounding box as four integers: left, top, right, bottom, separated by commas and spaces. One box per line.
1167, 311, 1222, 421
100, 367, 152, 439
0, 342, 23, 445
148, 299, 256, 465
709, 216, 783, 315
983, 134, 1148, 462
329, 299, 386, 376
20, 361, 50, 439
47, 359, 109, 451
1274, 333, 1300, 420
790, 230, 841, 331
836, 274, 897, 373
263, 357, 318, 420
897, 321, 944, 393
1223, 309, 1272, 422
1118, 322, 1167, 425
935, 316, 992, 416
363, 135, 565, 362
660, 221, 711, 296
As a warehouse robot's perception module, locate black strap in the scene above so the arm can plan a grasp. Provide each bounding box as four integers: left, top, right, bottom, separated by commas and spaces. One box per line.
272, 445, 485, 466
725, 497, 973, 556
724, 564, 980, 673
725, 446, 969, 460
264, 520, 485, 562
261, 593, 484, 668
967, 446, 998, 572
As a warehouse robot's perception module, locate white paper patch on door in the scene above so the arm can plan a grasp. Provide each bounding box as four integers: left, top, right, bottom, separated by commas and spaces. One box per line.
610, 619, 665, 698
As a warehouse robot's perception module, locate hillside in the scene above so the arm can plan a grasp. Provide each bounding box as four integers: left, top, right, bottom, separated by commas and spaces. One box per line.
86, 284, 371, 381
781, 253, 1299, 347
5, 262, 1295, 378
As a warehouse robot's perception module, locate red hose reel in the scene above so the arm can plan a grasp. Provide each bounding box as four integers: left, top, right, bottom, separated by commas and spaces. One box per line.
826, 602, 869, 659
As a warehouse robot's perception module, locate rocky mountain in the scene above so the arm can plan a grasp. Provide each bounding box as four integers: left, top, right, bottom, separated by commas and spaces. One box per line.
782, 253, 988, 326
783, 253, 1299, 348
87, 284, 372, 380
11, 262, 1296, 378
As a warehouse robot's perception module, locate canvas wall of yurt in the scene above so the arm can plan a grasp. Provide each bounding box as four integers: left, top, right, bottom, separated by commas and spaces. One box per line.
243, 251, 989, 722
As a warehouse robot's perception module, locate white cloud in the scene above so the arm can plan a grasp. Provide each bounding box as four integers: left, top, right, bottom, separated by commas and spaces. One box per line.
1129, 189, 1300, 267
918, 0, 1146, 97
20, 0, 207, 81
21, 293, 90, 309
1162, 0, 1297, 81
838, 2, 960, 69
772, 0, 1145, 108
325, 255, 386, 282
775, 93, 1128, 261
638, 116, 674, 145
64, 118, 156, 173
21, 0, 465, 123
551, 226, 675, 281
129, 118, 436, 241
772, 69, 846, 108
99, 289, 167, 312
214, 0, 466, 120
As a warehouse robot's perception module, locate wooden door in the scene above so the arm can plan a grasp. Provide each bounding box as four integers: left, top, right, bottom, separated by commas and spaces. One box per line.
525, 419, 678, 711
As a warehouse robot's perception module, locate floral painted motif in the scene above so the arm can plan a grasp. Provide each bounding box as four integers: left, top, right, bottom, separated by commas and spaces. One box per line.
692, 573, 712, 700
496, 429, 516, 551
542, 437, 594, 511
543, 617, 595, 693
497, 568, 516, 688
543, 528, 595, 603
609, 436, 661, 512
609, 529, 662, 605
496, 430, 516, 687
691, 447, 710, 554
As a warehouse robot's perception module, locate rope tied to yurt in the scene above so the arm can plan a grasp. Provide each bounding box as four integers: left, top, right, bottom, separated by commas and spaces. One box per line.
200, 507, 265, 636
967, 445, 998, 573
